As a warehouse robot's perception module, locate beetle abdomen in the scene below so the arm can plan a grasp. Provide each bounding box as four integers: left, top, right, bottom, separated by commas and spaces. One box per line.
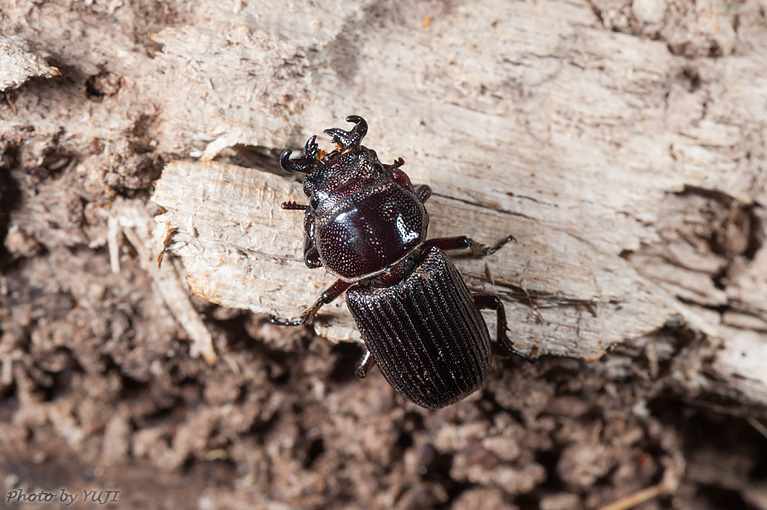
346, 248, 492, 409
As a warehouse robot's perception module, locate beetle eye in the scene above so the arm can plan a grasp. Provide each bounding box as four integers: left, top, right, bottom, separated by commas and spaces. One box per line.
310, 196, 319, 209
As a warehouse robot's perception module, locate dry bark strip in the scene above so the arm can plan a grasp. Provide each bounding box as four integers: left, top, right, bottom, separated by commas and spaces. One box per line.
153, 159, 674, 360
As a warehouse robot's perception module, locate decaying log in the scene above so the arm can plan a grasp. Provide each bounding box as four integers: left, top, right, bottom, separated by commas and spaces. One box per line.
147, 0, 767, 410
2, 0, 767, 507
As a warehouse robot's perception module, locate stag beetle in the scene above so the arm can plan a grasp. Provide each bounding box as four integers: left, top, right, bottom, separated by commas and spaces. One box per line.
271, 116, 528, 409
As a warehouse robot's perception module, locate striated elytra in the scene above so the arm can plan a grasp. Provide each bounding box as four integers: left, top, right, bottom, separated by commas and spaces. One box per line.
271, 116, 529, 409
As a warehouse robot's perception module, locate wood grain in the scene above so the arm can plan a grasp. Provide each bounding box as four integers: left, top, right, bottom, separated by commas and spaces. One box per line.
154, 158, 674, 361
146, 0, 766, 406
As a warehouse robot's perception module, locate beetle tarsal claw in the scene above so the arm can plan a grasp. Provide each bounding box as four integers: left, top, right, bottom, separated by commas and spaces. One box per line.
471, 235, 516, 256
323, 115, 368, 150
268, 313, 308, 327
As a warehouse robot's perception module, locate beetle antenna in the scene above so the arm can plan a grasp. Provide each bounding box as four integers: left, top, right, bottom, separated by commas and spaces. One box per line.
280, 135, 320, 173
281, 201, 309, 211
323, 115, 367, 150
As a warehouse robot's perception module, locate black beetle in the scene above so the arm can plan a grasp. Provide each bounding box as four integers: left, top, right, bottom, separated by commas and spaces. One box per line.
271, 116, 528, 408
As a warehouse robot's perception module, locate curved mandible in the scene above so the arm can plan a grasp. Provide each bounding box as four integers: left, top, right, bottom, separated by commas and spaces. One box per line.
280, 135, 320, 173
323, 115, 368, 151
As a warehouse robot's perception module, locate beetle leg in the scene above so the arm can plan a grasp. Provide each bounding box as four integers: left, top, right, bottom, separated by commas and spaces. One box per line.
355, 350, 376, 378
414, 184, 432, 204
473, 294, 533, 362
422, 235, 515, 257
323, 115, 368, 150
269, 279, 353, 326
302, 217, 322, 269
304, 245, 322, 269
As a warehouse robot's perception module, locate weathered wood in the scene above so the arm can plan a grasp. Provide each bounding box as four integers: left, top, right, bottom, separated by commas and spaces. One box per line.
148, 0, 767, 408
153, 159, 674, 360
0, 35, 60, 92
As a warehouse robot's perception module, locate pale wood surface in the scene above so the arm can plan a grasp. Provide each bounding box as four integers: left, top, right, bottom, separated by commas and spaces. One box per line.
0, 35, 60, 91
148, 0, 767, 407
153, 159, 675, 361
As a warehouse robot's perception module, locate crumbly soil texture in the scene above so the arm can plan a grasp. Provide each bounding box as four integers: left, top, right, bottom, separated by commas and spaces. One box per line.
2, 1, 767, 510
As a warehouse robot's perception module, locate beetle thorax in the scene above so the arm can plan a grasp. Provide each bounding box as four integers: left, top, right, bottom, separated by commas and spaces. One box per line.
301, 145, 429, 282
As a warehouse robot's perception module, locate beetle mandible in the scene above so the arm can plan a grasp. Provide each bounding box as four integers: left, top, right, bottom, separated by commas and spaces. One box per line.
271, 115, 529, 409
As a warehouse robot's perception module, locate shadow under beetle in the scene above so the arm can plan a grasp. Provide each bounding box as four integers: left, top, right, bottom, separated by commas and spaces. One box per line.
271, 115, 529, 409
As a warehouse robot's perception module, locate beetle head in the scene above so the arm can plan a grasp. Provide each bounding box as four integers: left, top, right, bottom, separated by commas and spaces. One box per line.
280, 116, 368, 175
281, 116, 389, 212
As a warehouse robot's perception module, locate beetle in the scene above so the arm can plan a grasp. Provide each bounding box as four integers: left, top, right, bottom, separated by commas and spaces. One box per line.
270, 115, 529, 408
